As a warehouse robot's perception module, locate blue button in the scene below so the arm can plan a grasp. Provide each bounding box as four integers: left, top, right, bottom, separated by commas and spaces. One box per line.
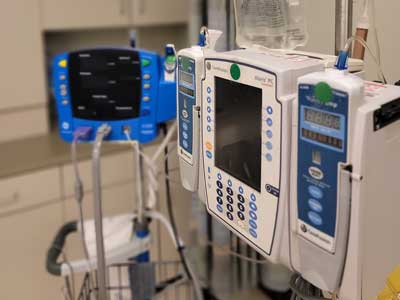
182, 140, 188, 148
308, 199, 323, 213
308, 186, 323, 199
207, 97, 211, 103
250, 193, 256, 201
266, 154, 273, 161
267, 118, 273, 126
266, 130, 273, 138
249, 202, 258, 211
182, 131, 188, 139
217, 173, 222, 180
308, 211, 323, 226
249, 220, 257, 230
207, 106, 211, 113
207, 125, 212, 132
207, 116, 212, 123
249, 211, 257, 220
227, 179, 232, 187
182, 123, 188, 131
217, 197, 223, 205
207, 87, 211, 94
267, 106, 273, 114
266, 142, 273, 150
239, 186, 244, 194
217, 205, 223, 213
206, 150, 212, 159
249, 228, 257, 238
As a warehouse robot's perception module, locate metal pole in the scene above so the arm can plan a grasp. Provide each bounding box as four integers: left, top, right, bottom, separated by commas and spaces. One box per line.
92, 125, 111, 300
335, 0, 353, 54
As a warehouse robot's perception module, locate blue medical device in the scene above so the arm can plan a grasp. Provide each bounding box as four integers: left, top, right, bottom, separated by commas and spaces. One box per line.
53, 47, 176, 143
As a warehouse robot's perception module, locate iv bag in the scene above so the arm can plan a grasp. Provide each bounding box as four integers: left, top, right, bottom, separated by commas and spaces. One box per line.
234, 0, 308, 50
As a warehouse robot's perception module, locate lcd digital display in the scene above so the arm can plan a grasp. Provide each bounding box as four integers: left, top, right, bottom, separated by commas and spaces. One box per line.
302, 128, 343, 149
69, 49, 142, 121
179, 86, 194, 97
215, 77, 262, 192
179, 71, 193, 85
304, 108, 341, 130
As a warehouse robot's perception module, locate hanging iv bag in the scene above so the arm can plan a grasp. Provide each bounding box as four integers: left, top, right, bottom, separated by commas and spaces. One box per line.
234, 0, 308, 50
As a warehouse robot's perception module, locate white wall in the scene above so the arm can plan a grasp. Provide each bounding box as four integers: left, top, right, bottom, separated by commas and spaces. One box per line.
300, 0, 400, 84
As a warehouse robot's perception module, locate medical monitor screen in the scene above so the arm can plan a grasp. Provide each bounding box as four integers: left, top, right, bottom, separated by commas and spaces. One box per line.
214, 77, 262, 192
69, 49, 142, 121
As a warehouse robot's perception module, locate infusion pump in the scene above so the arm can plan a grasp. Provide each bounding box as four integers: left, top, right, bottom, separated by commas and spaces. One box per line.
177, 46, 400, 300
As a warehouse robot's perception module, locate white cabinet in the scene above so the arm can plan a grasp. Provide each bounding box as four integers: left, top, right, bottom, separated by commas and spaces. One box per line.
0, 0, 46, 111
40, 0, 131, 30
0, 203, 64, 300
130, 0, 189, 26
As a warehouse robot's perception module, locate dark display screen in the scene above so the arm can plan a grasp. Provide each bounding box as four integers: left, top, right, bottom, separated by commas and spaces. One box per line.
215, 77, 262, 192
179, 71, 193, 85
304, 108, 341, 130
302, 128, 343, 149
179, 86, 194, 97
68, 49, 142, 121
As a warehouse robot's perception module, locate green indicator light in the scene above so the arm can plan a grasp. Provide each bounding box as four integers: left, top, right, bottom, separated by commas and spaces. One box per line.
230, 64, 241, 80
166, 55, 176, 64
141, 58, 151, 67
314, 82, 333, 103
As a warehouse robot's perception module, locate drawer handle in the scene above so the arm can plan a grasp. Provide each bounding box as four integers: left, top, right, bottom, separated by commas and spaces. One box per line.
0, 192, 20, 208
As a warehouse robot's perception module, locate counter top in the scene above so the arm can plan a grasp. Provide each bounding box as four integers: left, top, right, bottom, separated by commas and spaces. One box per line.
0, 131, 132, 179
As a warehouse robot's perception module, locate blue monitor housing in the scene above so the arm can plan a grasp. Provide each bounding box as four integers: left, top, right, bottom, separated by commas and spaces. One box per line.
53, 47, 176, 143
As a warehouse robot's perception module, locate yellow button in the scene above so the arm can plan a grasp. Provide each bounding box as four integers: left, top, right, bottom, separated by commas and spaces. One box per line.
58, 60, 67, 68
206, 142, 212, 150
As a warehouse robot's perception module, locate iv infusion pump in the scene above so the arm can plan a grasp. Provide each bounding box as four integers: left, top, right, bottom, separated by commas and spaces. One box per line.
177, 46, 400, 300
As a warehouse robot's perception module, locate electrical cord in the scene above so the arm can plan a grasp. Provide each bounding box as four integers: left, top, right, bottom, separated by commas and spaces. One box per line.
160, 123, 204, 300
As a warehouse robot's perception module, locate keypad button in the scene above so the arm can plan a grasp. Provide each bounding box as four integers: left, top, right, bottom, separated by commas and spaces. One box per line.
250, 193, 256, 201
143, 73, 151, 80
238, 186, 244, 194
216, 197, 223, 205
217, 189, 223, 197
266, 130, 273, 138
249, 228, 257, 238
226, 195, 234, 204
266, 142, 273, 150
207, 97, 211, 103
249, 202, 258, 211
249, 211, 257, 220
216, 181, 223, 189
227, 204, 234, 212
308, 212, 323, 226
308, 199, 323, 213
227, 179, 233, 187
237, 194, 245, 203
227, 212, 234, 221
226, 187, 233, 196
308, 186, 323, 199
238, 203, 245, 212
266, 118, 273, 126
217, 205, 223, 213
267, 106, 273, 114
266, 154, 273, 162
238, 211, 245, 221
249, 220, 257, 230
217, 173, 222, 180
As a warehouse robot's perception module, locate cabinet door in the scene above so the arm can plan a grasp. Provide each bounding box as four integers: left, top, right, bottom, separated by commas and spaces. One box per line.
41, 0, 131, 30
0, 203, 64, 300
0, 0, 46, 110
131, 0, 189, 26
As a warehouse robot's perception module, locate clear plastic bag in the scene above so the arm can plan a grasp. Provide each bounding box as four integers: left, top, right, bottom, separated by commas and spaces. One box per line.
234, 0, 308, 50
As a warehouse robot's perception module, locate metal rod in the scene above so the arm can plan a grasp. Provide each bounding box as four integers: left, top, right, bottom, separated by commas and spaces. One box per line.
335, 0, 354, 54
134, 142, 145, 224
92, 125, 111, 300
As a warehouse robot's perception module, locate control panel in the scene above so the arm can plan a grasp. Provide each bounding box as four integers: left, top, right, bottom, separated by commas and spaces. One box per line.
202, 59, 282, 256
178, 56, 196, 164
53, 48, 176, 144
297, 82, 348, 252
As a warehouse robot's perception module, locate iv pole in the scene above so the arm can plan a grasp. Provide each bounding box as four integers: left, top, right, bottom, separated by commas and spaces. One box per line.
335, 0, 353, 54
